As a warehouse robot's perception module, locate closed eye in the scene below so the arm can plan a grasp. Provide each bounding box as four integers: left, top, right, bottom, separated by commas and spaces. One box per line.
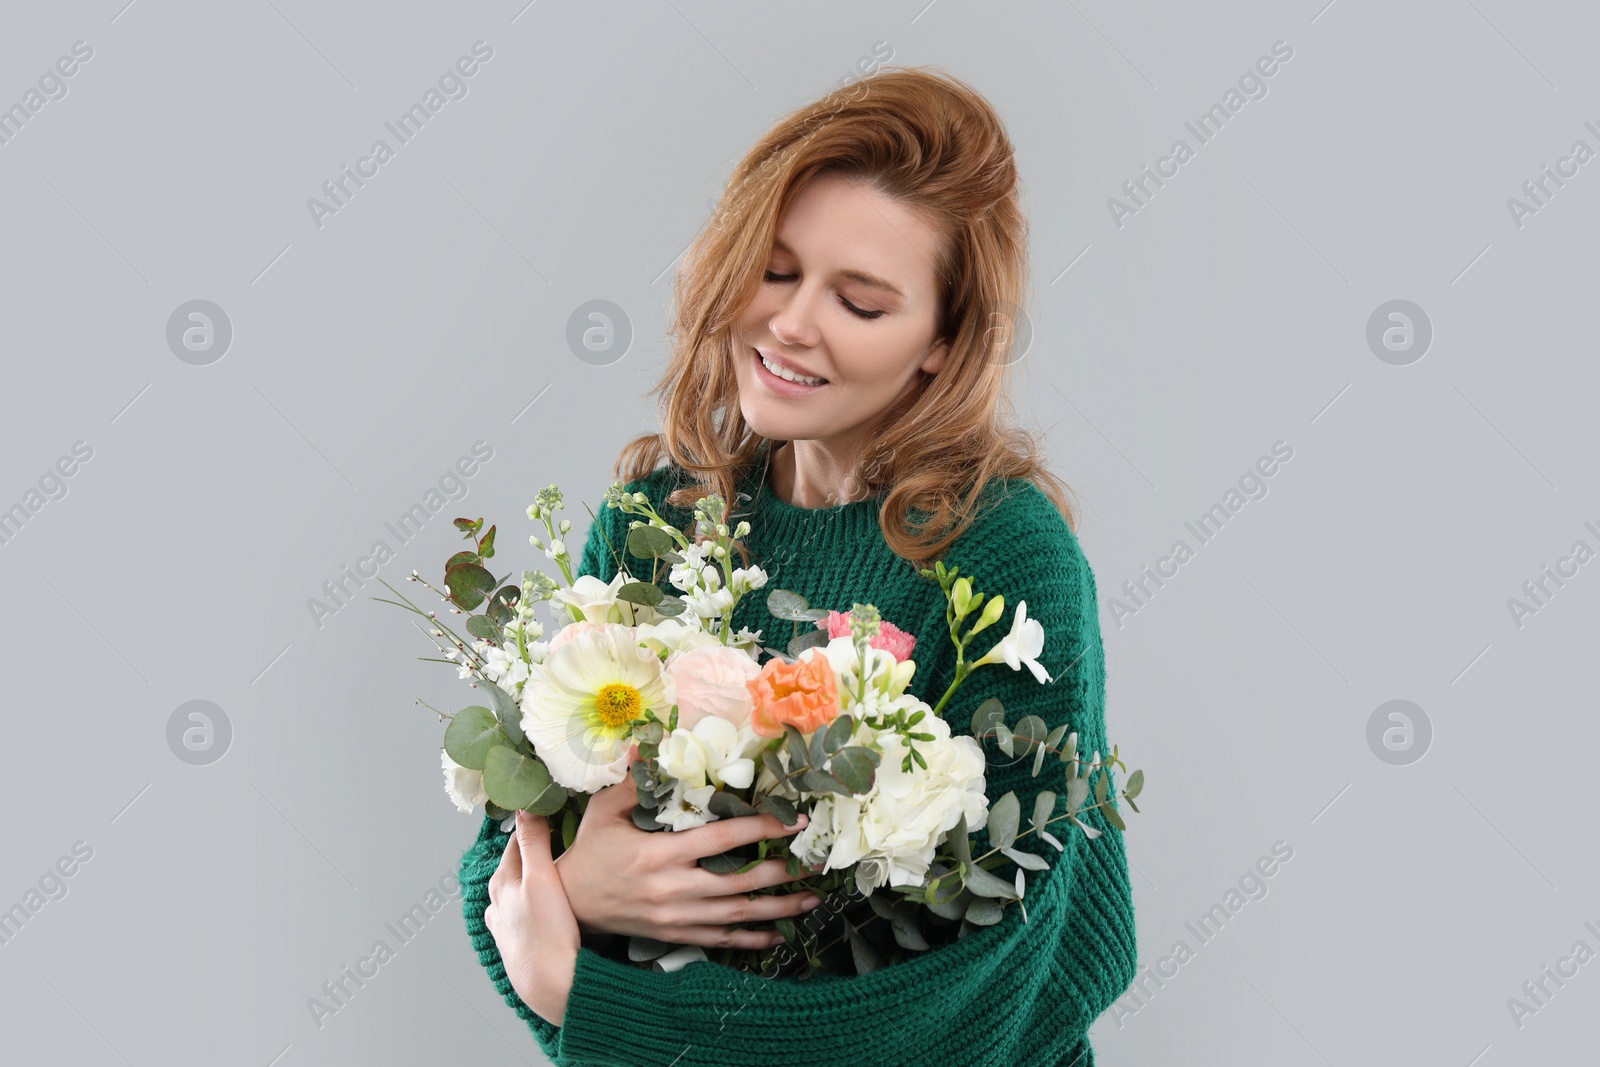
763, 271, 884, 320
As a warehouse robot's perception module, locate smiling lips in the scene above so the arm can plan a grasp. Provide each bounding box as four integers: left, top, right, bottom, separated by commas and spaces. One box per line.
755, 348, 828, 387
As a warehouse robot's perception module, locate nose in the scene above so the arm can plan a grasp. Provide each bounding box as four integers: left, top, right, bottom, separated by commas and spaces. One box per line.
768, 286, 822, 349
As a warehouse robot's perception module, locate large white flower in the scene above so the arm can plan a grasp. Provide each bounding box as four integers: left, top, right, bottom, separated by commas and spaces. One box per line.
441, 750, 488, 813
973, 600, 1052, 683
657, 716, 763, 792
789, 712, 988, 896
519, 622, 674, 791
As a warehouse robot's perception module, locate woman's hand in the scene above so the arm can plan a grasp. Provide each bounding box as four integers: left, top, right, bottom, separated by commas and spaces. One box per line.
555, 762, 824, 949
484, 809, 581, 1026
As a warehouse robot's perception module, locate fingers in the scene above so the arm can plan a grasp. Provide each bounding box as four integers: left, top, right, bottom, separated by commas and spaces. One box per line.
673, 810, 809, 863
662, 923, 798, 950
586, 745, 640, 815
673, 887, 824, 929
685, 856, 814, 899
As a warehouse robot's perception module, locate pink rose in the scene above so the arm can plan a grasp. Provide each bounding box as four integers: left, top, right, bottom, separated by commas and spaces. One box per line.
819, 609, 917, 663
666, 644, 761, 730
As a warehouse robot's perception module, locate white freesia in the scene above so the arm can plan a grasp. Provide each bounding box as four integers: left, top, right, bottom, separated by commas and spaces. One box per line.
973, 600, 1052, 683
441, 750, 488, 813
549, 572, 630, 625
519, 622, 674, 791
635, 616, 721, 659
657, 716, 762, 792
789, 710, 988, 896
814, 635, 915, 705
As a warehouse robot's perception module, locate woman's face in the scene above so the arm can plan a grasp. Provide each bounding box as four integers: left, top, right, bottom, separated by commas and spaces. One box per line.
733, 171, 950, 450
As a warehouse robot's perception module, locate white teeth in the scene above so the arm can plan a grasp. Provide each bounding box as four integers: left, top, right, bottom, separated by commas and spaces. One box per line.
760, 353, 826, 385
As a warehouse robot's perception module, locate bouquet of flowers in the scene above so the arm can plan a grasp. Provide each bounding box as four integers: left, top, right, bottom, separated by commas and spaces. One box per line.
378, 483, 1143, 977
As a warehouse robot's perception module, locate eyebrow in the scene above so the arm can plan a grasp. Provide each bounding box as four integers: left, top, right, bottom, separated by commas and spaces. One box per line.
771, 238, 905, 298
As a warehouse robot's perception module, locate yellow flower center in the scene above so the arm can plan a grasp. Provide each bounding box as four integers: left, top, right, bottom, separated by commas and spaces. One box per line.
593, 682, 643, 729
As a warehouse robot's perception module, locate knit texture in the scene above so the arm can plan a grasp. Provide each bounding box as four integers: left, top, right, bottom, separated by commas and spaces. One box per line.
458, 444, 1138, 1066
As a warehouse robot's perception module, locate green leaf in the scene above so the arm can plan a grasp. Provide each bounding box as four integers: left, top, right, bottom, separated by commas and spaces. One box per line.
965, 896, 1004, 926
761, 749, 787, 783
1044, 723, 1068, 751
822, 714, 854, 755
765, 588, 809, 620
1012, 714, 1047, 754
465, 614, 499, 641
1124, 768, 1144, 801
1094, 771, 1108, 805
927, 886, 972, 920
445, 550, 478, 569
964, 863, 1018, 899
707, 791, 758, 819
1032, 735, 1050, 777
442, 706, 501, 770
698, 853, 745, 874
560, 807, 578, 851
799, 767, 850, 795
617, 580, 664, 607
988, 791, 1020, 851
828, 746, 878, 794
994, 723, 1014, 757
787, 628, 829, 657
846, 921, 883, 974
1064, 774, 1088, 814
452, 517, 480, 534
784, 724, 810, 772
444, 562, 497, 611
625, 523, 674, 560
1103, 804, 1127, 832
627, 936, 673, 962
653, 595, 687, 617
759, 793, 798, 825
1031, 790, 1056, 832
1001, 846, 1051, 871
482, 746, 553, 810
775, 917, 798, 945
886, 904, 929, 951
478, 524, 497, 559
486, 585, 519, 629
1060, 731, 1078, 766
970, 698, 1005, 742
948, 814, 973, 869
477, 673, 526, 747
808, 723, 828, 768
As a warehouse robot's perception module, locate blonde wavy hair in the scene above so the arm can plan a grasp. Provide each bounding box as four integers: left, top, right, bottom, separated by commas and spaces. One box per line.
612, 65, 1077, 569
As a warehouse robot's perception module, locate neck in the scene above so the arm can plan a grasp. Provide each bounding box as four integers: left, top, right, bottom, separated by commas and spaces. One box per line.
768, 438, 874, 508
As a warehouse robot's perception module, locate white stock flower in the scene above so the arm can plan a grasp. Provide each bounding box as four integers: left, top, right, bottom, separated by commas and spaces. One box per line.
519, 622, 674, 792
789, 712, 988, 896
973, 600, 1052, 683
441, 750, 488, 813
659, 779, 717, 831
669, 541, 715, 594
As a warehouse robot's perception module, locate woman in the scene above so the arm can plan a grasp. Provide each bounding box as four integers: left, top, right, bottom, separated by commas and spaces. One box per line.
459, 66, 1138, 1066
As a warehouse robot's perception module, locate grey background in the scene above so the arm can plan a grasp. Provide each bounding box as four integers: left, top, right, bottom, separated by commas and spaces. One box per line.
1, 1, 1594, 1064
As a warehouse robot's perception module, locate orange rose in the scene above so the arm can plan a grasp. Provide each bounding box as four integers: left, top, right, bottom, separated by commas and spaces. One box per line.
747, 653, 840, 739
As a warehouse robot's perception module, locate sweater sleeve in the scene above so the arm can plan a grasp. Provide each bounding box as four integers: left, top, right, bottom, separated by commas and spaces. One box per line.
537, 483, 1116, 1067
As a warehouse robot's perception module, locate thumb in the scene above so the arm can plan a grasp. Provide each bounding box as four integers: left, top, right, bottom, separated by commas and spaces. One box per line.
513, 809, 553, 869
595, 743, 640, 808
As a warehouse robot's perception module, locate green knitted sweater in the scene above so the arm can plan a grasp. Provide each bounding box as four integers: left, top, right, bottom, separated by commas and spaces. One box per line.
457, 446, 1137, 1066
